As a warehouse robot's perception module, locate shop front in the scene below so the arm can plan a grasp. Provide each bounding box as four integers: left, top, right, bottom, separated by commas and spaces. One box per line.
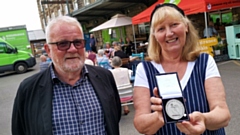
131, 0, 240, 60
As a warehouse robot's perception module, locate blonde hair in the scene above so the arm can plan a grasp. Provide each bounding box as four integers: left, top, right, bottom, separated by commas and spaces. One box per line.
148, 6, 201, 63
114, 45, 121, 51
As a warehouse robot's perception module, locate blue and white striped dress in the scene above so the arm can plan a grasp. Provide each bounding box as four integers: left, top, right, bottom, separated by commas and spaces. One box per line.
139, 53, 225, 135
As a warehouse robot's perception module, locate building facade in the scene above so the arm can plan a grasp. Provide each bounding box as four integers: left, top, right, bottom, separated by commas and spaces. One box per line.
37, 0, 156, 49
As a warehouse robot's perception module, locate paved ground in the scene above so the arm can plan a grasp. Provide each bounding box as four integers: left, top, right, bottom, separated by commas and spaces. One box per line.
0, 59, 240, 135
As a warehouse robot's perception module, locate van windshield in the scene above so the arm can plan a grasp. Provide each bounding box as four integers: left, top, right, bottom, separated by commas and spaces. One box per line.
0, 42, 14, 53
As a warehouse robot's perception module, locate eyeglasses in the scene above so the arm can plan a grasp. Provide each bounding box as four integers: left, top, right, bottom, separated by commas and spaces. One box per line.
48, 39, 86, 51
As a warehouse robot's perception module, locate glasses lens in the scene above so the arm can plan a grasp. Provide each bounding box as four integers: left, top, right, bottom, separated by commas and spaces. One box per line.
73, 40, 85, 49
57, 41, 70, 51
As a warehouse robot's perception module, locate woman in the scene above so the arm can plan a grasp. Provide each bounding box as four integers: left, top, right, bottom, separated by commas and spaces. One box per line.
113, 44, 130, 69
96, 49, 111, 69
133, 3, 230, 135
110, 56, 133, 115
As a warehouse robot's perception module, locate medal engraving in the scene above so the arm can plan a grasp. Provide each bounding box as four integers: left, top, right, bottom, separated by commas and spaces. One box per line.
165, 99, 185, 120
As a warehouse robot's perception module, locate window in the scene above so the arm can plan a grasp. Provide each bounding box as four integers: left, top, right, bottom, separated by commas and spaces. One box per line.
65, 5, 69, 15
51, 12, 55, 19
111, 29, 117, 38
39, 0, 43, 11
42, 19, 46, 28
0, 43, 6, 53
58, 9, 62, 16
6, 44, 14, 53
47, 16, 50, 24
74, 0, 78, 11
0, 42, 13, 53
210, 10, 232, 25
84, 0, 90, 6
58, 6, 62, 16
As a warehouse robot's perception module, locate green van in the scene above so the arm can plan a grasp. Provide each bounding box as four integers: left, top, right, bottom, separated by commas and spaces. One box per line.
0, 38, 36, 73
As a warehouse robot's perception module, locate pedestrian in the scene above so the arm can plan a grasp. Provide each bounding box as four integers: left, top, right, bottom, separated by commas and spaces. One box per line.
12, 15, 121, 135
90, 33, 97, 53
39, 54, 50, 71
203, 19, 218, 38
133, 3, 230, 135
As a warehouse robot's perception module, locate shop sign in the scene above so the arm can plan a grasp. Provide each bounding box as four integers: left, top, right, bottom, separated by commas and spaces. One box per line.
199, 37, 218, 46
199, 37, 218, 56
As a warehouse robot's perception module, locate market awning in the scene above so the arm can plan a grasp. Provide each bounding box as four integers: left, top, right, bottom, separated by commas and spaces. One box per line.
132, 0, 240, 25
89, 14, 132, 32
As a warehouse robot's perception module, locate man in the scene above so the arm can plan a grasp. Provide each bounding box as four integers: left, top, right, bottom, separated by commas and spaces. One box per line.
12, 16, 121, 135
123, 37, 133, 56
203, 20, 218, 38
39, 54, 50, 71
90, 34, 97, 53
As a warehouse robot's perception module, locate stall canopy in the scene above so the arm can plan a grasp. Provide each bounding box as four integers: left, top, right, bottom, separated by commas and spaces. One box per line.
132, 0, 240, 25
90, 14, 132, 32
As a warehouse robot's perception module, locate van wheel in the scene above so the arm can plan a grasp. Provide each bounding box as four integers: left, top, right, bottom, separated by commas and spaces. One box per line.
15, 62, 27, 73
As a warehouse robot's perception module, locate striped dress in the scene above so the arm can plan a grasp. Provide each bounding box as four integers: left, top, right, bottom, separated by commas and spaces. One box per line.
142, 53, 225, 135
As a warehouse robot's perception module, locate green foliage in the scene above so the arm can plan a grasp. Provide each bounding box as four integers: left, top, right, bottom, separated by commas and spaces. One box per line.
213, 43, 224, 50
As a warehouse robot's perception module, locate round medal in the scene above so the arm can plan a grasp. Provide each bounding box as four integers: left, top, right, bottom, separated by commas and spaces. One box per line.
165, 99, 185, 120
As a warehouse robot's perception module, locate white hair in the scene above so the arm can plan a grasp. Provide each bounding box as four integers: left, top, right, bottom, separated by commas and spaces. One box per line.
45, 16, 83, 43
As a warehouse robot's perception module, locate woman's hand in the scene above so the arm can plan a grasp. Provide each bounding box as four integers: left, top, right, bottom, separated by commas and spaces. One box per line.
176, 111, 206, 135
133, 87, 165, 134
150, 87, 164, 124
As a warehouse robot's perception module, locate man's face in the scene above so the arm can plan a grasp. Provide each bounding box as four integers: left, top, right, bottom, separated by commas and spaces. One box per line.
45, 23, 85, 73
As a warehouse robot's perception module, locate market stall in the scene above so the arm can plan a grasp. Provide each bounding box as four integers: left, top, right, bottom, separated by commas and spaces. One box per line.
132, 0, 240, 57
132, 0, 240, 25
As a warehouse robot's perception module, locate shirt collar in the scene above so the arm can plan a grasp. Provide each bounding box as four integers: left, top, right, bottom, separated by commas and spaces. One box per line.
50, 64, 89, 83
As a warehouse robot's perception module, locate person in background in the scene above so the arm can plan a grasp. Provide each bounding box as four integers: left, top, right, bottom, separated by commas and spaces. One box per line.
133, 3, 230, 135
12, 15, 121, 135
214, 18, 221, 30
123, 37, 133, 56
111, 56, 132, 115
203, 19, 218, 38
90, 33, 97, 53
113, 43, 130, 69
87, 50, 97, 65
84, 52, 94, 65
113, 43, 129, 59
39, 54, 50, 71
110, 41, 118, 58
105, 42, 114, 58
97, 49, 112, 69
119, 38, 125, 45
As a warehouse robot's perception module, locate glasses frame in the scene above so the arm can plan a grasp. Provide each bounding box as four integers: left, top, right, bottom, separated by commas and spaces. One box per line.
48, 39, 86, 51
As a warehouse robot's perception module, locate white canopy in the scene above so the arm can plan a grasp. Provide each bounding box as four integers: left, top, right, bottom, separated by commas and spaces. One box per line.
89, 14, 132, 32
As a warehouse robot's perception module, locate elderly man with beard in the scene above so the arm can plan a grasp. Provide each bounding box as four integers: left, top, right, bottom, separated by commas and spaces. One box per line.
12, 16, 121, 135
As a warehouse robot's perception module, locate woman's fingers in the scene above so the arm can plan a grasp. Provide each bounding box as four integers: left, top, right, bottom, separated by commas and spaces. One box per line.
153, 87, 160, 98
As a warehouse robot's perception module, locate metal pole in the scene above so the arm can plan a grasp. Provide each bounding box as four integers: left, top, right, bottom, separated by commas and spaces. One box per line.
66, 0, 71, 16
132, 24, 137, 53
204, 12, 209, 38
42, 4, 47, 27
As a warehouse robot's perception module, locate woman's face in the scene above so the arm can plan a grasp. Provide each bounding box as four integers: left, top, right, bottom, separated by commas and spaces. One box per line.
153, 17, 188, 54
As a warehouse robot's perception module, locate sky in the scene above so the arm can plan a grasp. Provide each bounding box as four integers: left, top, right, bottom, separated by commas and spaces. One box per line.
0, 0, 42, 31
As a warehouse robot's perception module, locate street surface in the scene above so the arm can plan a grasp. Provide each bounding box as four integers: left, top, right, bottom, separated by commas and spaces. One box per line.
0, 59, 240, 135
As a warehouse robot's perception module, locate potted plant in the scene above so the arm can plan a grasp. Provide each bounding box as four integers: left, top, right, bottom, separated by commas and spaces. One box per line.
213, 44, 223, 55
